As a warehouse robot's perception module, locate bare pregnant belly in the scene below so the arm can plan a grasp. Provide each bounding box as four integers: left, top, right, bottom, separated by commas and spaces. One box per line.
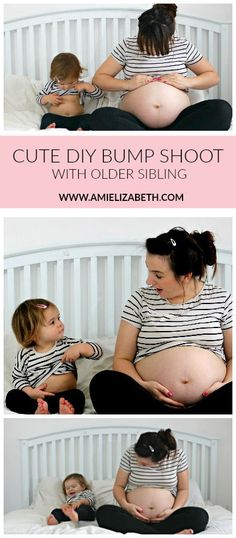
43, 372, 77, 393
119, 82, 190, 128
49, 95, 84, 116
127, 488, 174, 519
136, 346, 226, 405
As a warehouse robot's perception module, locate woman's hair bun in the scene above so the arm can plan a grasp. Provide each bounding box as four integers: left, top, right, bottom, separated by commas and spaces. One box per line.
152, 4, 177, 20
191, 230, 216, 267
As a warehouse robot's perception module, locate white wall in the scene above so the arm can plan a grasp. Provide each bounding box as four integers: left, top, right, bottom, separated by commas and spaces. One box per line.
4, 416, 232, 513
4, 3, 232, 24
4, 217, 232, 256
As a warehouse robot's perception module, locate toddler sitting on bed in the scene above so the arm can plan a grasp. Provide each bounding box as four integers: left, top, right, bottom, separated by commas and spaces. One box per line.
5, 298, 103, 414
36, 52, 103, 130
47, 473, 96, 525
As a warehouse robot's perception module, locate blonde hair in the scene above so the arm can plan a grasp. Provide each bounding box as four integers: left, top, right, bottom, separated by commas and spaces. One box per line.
12, 298, 56, 348
62, 473, 90, 495
50, 52, 84, 80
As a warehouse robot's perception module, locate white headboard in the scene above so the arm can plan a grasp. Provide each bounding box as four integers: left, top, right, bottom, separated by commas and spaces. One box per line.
4, 243, 232, 339
19, 426, 218, 508
4, 7, 232, 101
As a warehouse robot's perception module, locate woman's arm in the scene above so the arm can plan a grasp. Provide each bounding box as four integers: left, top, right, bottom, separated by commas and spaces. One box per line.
114, 320, 185, 407
202, 328, 232, 397
92, 55, 152, 92
153, 470, 189, 522
113, 468, 149, 521
113, 320, 143, 382
187, 57, 220, 89
159, 58, 219, 91
172, 469, 189, 510
222, 328, 232, 383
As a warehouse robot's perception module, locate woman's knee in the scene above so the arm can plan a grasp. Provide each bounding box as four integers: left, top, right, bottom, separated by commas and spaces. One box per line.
186, 507, 209, 532
96, 505, 119, 526
202, 99, 232, 129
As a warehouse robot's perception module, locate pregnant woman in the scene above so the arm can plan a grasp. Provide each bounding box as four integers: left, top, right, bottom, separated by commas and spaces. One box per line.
90, 4, 232, 131
96, 430, 209, 534
90, 227, 232, 414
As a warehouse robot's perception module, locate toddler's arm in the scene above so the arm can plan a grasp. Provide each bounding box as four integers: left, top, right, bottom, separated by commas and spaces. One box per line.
75, 81, 104, 99
36, 80, 63, 106
61, 341, 103, 363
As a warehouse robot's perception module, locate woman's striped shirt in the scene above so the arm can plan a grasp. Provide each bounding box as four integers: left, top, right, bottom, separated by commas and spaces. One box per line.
111, 35, 202, 97
121, 282, 232, 364
12, 337, 103, 390
120, 445, 188, 496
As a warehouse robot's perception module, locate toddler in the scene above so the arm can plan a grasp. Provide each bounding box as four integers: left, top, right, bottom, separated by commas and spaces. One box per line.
37, 52, 103, 130
5, 298, 102, 414
47, 473, 96, 525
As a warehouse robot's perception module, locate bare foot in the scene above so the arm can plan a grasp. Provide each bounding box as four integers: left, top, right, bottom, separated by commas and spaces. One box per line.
35, 399, 50, 414
59, 398, 75, 414
62, 504, 79, 522
47, 514, 58, 525
46, 123, 57, 129
77, 128, 83, 131
177, 530, 194, 534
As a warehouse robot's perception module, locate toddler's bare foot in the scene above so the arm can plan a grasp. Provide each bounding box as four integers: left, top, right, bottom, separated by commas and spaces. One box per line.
47, 514, 58, 525
177, 530, 194, 534
62, 504, 79, 522
59, 397, 75, 414
35, 398, 50, 414
46, 123, 56, 129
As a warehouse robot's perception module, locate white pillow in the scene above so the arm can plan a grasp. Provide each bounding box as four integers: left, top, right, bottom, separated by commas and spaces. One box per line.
4, 75, 46, 114
91, 480, 116, 508
186, 480, 205, 507
31, 477, 65, 516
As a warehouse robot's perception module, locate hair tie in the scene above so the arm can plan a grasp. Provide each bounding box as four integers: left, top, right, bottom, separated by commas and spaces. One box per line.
169, 238, 176, 247
36, 304, 48, 309
149, 445, 154, 452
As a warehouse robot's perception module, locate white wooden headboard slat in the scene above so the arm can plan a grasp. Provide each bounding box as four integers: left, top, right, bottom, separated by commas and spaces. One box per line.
19, 427, 218, 508
4, 8, 232, 101
4, 243, 232, 339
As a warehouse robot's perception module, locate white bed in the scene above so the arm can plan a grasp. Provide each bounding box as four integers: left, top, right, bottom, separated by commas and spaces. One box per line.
4, 241, 232, 414
4, 6, 232, 130
4, 426, 232, 534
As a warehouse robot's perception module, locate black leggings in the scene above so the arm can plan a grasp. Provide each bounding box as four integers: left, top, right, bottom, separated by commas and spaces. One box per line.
96, 505, 209, 534
90, 371, 232, 414
40, 113, 91, 130
5, 388, 85, 414
89, 99, 232, 131
51, 505, 95, 523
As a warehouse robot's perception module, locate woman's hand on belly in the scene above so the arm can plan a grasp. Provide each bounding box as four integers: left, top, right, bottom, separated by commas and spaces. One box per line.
158, 72, 190, 91
125, 502, 150, 522
202, 380, 229, 398
149, 507, 175, 522
126, 74, 153, 91
140, 379, 185, 408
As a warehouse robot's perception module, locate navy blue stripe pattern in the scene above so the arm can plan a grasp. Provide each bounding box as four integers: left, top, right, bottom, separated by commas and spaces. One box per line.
121, 282, 232, 363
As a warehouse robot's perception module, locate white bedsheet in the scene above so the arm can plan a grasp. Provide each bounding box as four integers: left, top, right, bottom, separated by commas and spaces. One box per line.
4, 505, 232, 534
